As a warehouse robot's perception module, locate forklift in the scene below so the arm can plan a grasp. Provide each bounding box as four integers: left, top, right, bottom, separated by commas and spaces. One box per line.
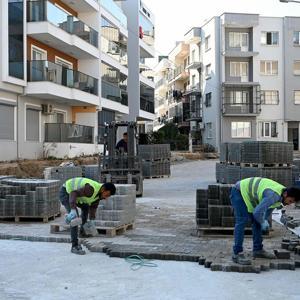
99, 121, 143, 196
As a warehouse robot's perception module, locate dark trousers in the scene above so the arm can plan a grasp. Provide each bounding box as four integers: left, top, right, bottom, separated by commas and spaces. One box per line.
59, 186, 89, 247
230, 187, 263, 255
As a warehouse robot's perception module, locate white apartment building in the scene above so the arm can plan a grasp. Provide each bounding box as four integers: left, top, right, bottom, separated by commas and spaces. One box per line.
0, 0, 155, 161
155, 13, 300, 151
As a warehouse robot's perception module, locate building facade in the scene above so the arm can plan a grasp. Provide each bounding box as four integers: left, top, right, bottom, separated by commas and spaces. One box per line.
155, 13, 300, 151
0, 0, 155, 161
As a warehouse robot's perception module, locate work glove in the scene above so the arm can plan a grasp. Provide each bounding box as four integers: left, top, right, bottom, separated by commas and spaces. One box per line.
65, 209, 78, 224
261, 220, 270, 233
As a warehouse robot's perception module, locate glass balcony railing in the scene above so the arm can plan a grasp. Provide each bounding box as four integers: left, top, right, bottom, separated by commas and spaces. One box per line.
140, 99, 154, 114
27, 60, 98, 96
27, 0, 98, 47
45, 123, 94, 144
101, 36, 128, 66
101, 80, 128, 106
101, 0, 127, 28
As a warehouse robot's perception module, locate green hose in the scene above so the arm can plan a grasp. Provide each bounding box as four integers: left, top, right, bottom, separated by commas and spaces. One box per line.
125, 255, 158, 271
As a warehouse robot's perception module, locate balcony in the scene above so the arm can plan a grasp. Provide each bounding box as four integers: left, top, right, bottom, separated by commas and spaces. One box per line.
27, 0, 99, 59
222, 103, 261, 115
184, 27, 201, 44
155, 78, 167, 89
184, 83, 201, 96
45, 123, 94, 144
101, 80, 128, 106
26, 60, 99, 105
101, 0, 127, 28
186, 60, 202, 70
140, 99, 154, 114
59, 0, 100, 12
170, 65, 189, 82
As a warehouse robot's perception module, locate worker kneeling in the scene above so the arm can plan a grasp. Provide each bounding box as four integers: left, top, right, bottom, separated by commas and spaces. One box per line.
59, 177, 116, 255
231, 177, 300, 265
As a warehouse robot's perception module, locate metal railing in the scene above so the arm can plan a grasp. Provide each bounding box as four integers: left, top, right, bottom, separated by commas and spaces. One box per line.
45, 123, 94, 143
222, 102, 261, 115
155, 78, 167, 88
101, 0, 127, 28
27, 0, 98, 47
27, 60, 98, 95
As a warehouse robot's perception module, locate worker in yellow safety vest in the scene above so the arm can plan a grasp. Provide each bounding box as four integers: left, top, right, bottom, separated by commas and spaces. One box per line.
231, 177, 300, 265
59, 177, 116, 255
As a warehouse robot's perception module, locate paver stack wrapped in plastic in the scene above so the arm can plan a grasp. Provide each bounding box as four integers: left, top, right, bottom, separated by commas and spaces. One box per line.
216, 141, 293, 186
95, 184, 136, 227
139, 144, 171, 178
0, 178, 60, 221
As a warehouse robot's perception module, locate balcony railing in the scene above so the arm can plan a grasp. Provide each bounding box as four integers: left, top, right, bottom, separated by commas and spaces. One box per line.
140, 99, 154, 114
101, 80, 128, 106
101, 0, 127, 28
222, 103, 261, 115
45, 123, 94, 143
155, 78, 167, 88
27, 0, 98, 47
27, 60, 98, 95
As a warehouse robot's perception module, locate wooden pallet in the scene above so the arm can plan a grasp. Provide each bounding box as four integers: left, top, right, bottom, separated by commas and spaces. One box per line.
225, 162, 291, 168
144, 175, 170, 179
0, 213, 60, 223
50, 222, 134, 237
197, 226, 271, 237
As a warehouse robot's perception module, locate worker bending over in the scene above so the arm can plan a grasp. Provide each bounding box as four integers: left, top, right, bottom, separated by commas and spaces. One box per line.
231, 177, 300, 265
59, 177, 116, 255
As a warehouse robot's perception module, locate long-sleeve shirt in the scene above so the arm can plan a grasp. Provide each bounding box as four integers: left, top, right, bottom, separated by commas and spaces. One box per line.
236, 182, 282, 224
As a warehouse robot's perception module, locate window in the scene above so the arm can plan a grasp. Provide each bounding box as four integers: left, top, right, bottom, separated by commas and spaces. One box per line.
260, 61, 278, 75
229, 32, 248, 49
205, 64, 211, 78
260, 122, 277, 138
206, 122, 212, 138
261, 32, 279, 45
205, 93, 212, 107
229, 91, 249, 104
192, 75, 196, 87
26, 107, 40, 142
293, 31, 300, 46
231, 122, 251, 138
230, 62, 248, 77
31, 46, 47, 61
0, 103, 15, 140
55, 57, 73, 69
293, 61, 300, 75
261, 91, 279, 105
191, 50, 196, 62
9, 0, 24, 79
295, 91, 300, 104
205, 35, 211, 51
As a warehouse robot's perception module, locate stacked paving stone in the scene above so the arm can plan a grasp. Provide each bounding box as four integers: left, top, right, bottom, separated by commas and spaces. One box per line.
81, 165, 99, 181
196, 184, 236, 228
95, 184, 136, 227
216, 141, 294, 186
44, 166, 82, 186
139, 144, 171, 178
0, 178, 60, 220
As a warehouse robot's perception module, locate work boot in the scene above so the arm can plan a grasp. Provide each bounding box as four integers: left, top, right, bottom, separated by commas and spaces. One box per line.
253, 249, 276, 259
79, 230, 92, 238
232, 252, 252, 265
71, 244, 86, 255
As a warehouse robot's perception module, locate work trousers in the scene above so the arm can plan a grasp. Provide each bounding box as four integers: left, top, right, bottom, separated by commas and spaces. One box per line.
230, 187, 263, 255
59, 186, 89, 247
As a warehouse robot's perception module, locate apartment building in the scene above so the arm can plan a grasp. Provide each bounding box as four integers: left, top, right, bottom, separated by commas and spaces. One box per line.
155, 13, 300, 151
0, 0, 155, 161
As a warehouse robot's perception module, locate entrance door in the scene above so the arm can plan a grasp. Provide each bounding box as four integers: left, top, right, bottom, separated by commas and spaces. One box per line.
288, 124, 299, 150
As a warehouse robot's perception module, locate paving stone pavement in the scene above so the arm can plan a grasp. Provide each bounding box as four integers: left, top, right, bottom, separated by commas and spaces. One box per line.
1, 160, 300, 273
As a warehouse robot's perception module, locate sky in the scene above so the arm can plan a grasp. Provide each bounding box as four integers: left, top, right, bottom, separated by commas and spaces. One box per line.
143, 0, 300, 60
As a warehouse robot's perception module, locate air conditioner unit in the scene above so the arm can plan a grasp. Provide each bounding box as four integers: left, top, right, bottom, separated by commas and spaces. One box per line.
41, 104, 53, 115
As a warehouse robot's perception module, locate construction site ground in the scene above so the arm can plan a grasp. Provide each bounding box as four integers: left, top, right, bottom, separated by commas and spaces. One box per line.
1, 160, 300, 300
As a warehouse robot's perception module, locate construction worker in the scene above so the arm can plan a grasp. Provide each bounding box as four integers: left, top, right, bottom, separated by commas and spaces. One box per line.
59, 177, 116, 255
231, 177, 300, 265
116, 132, 128, 153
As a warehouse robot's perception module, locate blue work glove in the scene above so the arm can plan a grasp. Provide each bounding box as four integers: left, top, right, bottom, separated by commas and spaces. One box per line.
261, 220, 270, 233
65, 209, 77, 224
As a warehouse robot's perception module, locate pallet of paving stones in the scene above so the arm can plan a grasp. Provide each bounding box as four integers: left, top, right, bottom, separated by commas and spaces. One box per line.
1, 213, 60, 223
138, 144, 171, 161
220, 141, 294, 164
44, 166, 83, 186
142, 159, 171, 178
50, 222, 134, 237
